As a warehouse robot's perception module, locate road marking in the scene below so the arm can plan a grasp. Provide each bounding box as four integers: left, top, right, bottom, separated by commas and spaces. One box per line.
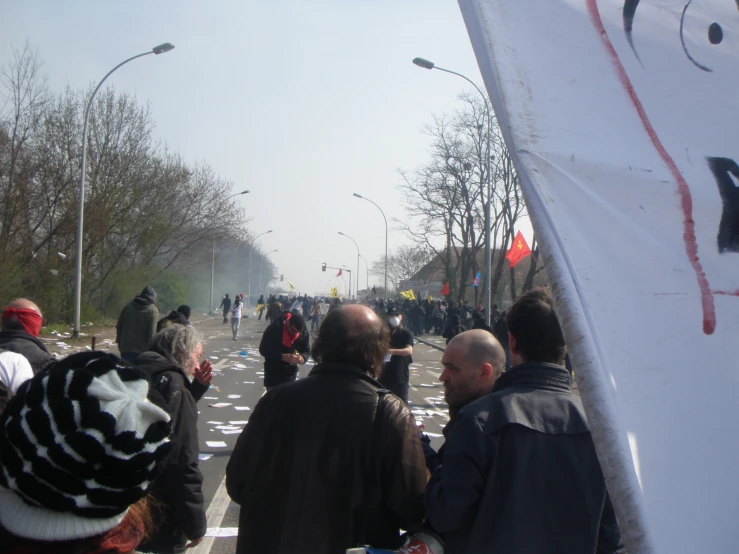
191, 475, 233, 554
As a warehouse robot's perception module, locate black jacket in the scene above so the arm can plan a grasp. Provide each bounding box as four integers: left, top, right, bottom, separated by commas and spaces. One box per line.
258, 316, 310, 387
425, 363, 624, 554
133, 352, 207, 551
471, 318, 494, 335
442, 315, 466, 344
226, 362, 428, 554
0, 331, 55, 374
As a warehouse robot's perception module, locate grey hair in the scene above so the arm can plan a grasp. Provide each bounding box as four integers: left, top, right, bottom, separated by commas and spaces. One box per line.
149, 324, 202, 372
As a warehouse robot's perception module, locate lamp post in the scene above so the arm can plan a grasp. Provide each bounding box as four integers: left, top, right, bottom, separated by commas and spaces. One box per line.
210, 190, 250, 313
358, 254, 369, 299
353, 193, 388, 303
73, 42, 175, 338
259, 249, 278, 292
413, 57, 493, 325
247, 230, 273, 307
338, 232, 360, 299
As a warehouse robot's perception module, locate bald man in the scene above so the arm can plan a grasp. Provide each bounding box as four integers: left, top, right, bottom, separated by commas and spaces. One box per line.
0, 299, 55, 374
227, 305, 428, 554
422, 330, 505, 472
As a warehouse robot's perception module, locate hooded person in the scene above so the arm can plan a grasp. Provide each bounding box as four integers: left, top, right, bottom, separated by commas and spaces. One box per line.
442, 314, 466, 345
156, 308, 190, 333
116, 286, 159, 362
470, 310, 494, 335
0, 298, 55, 374
258, 312, 310, 390
0, 351, 172, 554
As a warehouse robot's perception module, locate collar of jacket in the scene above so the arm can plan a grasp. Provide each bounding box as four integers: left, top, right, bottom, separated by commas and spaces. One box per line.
135, 351, 195, 390
493, 362, 572, 393
0, 330, 51, 352
308, 362, 384, 388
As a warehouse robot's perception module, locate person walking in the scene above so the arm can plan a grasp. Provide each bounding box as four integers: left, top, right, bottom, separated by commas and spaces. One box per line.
226, 305, 427, 554
311, 298, 322, 332
219, 294, 232, 324
231, 295, 243, 340
379, 307, 414, 404
116, 285, 159, 362
442, 314, 466, 345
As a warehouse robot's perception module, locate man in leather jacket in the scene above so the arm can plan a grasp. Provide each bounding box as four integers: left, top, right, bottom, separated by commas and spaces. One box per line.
227, 305, 428, 554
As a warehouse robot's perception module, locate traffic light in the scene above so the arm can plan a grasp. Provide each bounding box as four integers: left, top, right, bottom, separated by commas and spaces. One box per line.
281, 274, 284, 281
321, 262, 327, 272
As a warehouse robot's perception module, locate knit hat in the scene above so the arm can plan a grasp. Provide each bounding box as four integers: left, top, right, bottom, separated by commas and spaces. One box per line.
0, 351, 172, 541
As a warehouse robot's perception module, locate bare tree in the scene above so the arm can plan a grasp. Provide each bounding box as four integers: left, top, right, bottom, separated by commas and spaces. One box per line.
370, 245, 436, 292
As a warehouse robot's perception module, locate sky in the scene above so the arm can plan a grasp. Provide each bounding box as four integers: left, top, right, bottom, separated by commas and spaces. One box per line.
1, 0, 487, 297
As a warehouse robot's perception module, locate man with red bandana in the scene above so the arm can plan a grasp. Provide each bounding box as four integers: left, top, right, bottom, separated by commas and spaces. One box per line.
0, 298, 55, 374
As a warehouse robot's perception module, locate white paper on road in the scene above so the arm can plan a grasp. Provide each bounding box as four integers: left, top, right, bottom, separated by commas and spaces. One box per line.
208, 403, 232, 408
234, 406, 251, 411
206, 421, 224, 425
204, 397, 218, 400
198, 453, 213, 461
221, 430, 242, 435
459, 1, 739, 551
244, 381, 255, 384
229, 420, 249, 425
227, 394, 241, 399
205, 527, 239, 537
425, 433, 443, 438
205, 441, 227, 448
215, 425, 241, 430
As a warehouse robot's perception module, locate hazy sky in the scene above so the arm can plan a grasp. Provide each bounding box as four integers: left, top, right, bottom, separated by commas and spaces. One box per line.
1, 1, 487, 297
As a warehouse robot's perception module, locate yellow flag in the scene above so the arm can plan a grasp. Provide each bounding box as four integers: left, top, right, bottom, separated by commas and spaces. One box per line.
330, 287, 339, 298
288, 280, 296, 291
256, 303, 265, 313
399, 290, 416, 301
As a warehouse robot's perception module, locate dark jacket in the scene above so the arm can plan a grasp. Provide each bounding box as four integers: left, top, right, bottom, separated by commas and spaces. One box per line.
133, 352, 207, 551
226, 362, 428, 554
0, 331, 55, 374
425, 363, 624, 554
492, 317, 508, 348
156, 310, 190, 333
219, 296, 232, 311
442, 315, 466, 344
471, 318, 494, 335
258, 316, 310, 387
116, 286, 159, 354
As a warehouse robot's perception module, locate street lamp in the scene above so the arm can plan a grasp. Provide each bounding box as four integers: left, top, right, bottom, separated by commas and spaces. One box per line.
338, 232, 360, 299
247, 230, 273, 307
413, 56, 493, 325
353, 193, 388, 303
259, 249, 278, 292
358, 254, 369, 297
73, 43, 175, 338
210, 189, 250, 313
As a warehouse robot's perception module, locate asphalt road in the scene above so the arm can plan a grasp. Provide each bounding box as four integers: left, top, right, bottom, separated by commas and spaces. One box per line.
187, 314, 449, 554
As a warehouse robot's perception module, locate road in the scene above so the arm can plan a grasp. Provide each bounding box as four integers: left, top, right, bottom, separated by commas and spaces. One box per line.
186, 315, 448, 554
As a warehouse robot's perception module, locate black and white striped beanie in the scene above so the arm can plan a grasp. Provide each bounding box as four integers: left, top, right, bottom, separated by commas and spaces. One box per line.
0, 351, 172, 541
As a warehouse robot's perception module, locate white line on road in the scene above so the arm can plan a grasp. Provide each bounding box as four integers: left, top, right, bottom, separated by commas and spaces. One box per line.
191, 475, 234, 554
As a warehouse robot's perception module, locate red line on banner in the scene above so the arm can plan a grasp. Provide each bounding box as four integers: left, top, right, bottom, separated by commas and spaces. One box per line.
585, 0, 716, 335
713, 290, 739, 297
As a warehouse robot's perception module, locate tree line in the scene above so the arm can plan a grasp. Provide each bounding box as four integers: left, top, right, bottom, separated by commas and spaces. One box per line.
0, 44, 272, 323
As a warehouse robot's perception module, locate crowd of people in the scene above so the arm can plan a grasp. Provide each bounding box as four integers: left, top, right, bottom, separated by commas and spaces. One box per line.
0, 285, 624, 554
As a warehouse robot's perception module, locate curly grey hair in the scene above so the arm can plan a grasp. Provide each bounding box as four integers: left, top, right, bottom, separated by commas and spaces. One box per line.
149, 324, 202, 374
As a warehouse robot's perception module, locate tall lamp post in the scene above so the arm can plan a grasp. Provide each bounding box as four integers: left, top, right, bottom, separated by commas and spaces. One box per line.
259, 249, 278, 292
247, 230, 273, 307
353, 193, 388, 303
338, 232, 360, 299
413, 57, 493, 325
358, 254, 369, 298
73, 42, 175, 338
210, 189, 250, 313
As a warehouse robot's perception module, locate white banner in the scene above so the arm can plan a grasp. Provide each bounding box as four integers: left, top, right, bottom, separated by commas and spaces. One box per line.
459, 1, 738, 552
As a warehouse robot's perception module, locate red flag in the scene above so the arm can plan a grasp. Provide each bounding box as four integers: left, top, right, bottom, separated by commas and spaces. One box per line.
440, 281, 450, 296
336, 269, 343, 277
505, 231, 532, 268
